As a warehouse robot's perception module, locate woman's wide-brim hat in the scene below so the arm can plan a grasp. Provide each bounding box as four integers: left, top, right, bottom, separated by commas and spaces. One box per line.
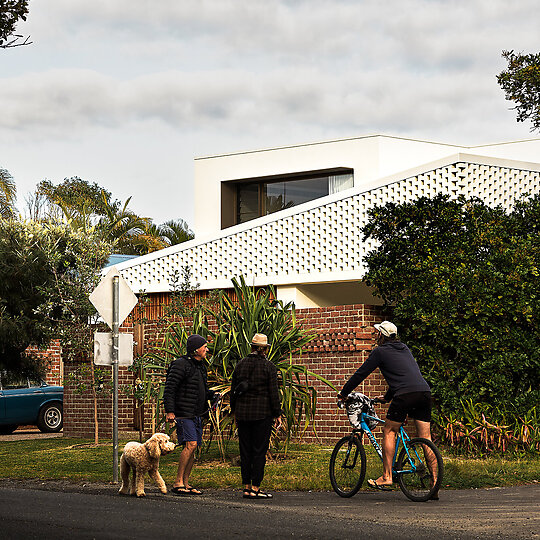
251, 333, 270, 347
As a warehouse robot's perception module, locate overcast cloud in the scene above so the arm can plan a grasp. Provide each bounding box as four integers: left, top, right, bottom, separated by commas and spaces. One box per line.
1, 0, 539, 227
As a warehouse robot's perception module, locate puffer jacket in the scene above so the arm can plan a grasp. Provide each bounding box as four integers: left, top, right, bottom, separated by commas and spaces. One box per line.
163, 355, 215, 418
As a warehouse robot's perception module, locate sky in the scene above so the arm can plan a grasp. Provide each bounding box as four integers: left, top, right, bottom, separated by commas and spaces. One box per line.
1, 0, 539, 229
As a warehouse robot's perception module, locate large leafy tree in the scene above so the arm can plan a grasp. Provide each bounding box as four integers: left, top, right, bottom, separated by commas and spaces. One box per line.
37, 178, 113, 221
0, 167, 17, 218
0, 0, 31, 49
0, 220, 111, 376
497, 50, 540, 132
362, 194, 540, 416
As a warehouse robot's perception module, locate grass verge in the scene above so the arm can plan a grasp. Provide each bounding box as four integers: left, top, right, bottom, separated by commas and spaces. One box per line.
0, 438, 538, 490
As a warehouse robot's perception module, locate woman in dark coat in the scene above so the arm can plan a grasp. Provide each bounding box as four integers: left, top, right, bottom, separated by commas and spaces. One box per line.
230, 333, 282, 499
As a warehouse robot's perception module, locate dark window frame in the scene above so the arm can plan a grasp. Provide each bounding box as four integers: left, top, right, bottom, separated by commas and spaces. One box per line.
221, 167, 353, 229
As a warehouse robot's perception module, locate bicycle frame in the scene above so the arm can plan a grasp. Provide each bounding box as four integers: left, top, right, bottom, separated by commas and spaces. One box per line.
331, 396, 443, 501
354, 411, 421, 477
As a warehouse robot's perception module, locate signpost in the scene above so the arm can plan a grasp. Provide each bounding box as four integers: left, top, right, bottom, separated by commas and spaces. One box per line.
94, 333, 134, 366
89, 267, 138, 483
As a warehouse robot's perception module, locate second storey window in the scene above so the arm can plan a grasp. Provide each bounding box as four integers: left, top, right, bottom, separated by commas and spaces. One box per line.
229, 169, 353, 227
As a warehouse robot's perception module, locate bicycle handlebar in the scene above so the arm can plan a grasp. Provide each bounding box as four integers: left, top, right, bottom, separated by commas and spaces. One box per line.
337, 394, 387, 408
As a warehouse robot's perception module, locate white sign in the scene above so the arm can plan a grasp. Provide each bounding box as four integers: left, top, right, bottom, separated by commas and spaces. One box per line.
94, 332, 134, 366
89, 266, 138, 329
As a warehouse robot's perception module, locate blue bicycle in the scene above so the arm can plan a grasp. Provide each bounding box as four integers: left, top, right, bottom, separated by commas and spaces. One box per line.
329, 393, 443, 502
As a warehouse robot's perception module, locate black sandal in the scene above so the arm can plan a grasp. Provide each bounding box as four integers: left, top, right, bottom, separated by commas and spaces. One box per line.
242, 488, 253, 499
367, 479, 393, 491
251, 489, 273, 499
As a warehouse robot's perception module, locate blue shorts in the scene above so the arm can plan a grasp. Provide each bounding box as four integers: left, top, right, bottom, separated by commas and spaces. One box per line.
175, 417, 203, 446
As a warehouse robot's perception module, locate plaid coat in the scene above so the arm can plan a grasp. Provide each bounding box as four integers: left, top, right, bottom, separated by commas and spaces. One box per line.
230, 353, 281, 421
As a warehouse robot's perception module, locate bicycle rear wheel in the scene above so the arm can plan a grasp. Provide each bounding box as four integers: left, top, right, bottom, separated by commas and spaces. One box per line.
396, 437, 443, 502
329, 435, 366, 497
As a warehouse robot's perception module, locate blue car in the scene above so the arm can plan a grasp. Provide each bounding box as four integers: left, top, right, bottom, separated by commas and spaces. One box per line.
0, 374, 63, 434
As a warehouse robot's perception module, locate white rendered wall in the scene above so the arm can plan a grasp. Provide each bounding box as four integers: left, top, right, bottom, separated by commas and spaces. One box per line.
193, 135, 464, 239
276, 282, 384, 309
376, 136, 464, 178
277, 286, 320, 309
118, 154, 540, 296
470, 138, 540, 164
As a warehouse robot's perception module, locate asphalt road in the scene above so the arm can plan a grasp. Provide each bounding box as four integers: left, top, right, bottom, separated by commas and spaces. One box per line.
0, 480, 538, 539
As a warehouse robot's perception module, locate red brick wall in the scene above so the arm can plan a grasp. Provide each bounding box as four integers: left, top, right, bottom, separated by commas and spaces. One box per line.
63, 363, 138, 438
61, 299, 388, 442
26, 340, 63, 386
62, 324, 141, 439
293, 304, 387, 443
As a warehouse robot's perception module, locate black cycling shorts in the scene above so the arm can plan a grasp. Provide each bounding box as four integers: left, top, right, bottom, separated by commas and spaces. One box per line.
386, 391, 432, 423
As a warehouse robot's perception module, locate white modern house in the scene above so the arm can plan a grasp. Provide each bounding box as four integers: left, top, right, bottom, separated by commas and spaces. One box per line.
115, 134, 540, 308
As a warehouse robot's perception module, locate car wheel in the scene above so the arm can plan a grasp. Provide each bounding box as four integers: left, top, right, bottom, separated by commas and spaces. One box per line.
0, 424, 17, 435
37, 402, 63, 433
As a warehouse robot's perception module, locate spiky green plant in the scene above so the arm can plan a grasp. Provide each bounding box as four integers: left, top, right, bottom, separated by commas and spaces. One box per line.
137, 275, 333, 455
432, 399, 540, 456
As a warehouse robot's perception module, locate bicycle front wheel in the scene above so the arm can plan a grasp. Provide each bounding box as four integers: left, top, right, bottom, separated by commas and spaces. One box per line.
329, 435, 366, 497
396, 437, 443, 502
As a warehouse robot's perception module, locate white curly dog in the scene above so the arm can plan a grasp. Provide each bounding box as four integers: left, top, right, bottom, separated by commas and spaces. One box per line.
118, 433, 176, 497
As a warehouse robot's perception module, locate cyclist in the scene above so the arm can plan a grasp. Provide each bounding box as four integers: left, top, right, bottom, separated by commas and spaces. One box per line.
338, 321, 437, 496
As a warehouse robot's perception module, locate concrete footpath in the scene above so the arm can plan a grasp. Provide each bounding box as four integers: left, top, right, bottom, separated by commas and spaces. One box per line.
0, 479, 538, 539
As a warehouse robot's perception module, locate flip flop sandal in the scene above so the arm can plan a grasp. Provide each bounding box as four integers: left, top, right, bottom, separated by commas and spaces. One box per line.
187, 487, 202, 495
251, 490, 273, 499
171, 486, 190, 496
367, 479, 393, 491
243, 489, 253, 499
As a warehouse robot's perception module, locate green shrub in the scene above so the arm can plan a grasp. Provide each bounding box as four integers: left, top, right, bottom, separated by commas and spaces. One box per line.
362, 193, 540, 419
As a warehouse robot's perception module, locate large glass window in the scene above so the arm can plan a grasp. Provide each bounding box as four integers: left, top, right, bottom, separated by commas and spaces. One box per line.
235, 171, 353, 225
237, 183, 259, 224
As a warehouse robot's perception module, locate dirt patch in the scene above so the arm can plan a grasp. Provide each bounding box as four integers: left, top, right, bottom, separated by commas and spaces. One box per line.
0, 428, 63, 442
65, 443, 111, 450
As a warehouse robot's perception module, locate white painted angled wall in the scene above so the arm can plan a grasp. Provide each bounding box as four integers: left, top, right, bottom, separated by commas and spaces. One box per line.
117, 150, 540, 299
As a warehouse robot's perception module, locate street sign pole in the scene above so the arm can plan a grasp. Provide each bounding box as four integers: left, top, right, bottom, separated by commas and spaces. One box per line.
89, 266, 138, 484
112, 276, 120, 483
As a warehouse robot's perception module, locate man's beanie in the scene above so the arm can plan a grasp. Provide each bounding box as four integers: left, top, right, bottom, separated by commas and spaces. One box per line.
186, 334, 207, 354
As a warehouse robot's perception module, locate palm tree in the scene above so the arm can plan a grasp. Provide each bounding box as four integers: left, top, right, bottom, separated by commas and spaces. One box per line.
0, 168, 17, 219
96, 195, 168, 255
153, 219, 194, 247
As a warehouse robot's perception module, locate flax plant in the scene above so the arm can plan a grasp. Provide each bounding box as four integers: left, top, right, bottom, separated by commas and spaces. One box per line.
137, 276, 333, 456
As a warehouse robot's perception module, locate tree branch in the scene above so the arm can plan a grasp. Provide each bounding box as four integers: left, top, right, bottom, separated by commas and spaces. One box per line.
0, 33, 32, 48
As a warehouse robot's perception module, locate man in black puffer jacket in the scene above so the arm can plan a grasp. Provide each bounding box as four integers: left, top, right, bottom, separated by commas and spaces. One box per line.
164, 334, 217, 496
